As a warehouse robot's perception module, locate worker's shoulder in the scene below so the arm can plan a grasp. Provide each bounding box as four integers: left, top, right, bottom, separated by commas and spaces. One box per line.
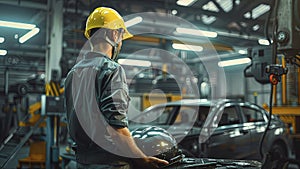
100, 57, 122, 72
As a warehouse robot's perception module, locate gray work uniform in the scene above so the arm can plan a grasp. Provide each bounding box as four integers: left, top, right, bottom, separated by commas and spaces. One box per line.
64, 51, 132, 168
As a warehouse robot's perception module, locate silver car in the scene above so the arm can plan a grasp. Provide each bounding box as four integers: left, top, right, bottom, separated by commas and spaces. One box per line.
129, 99, 294, 161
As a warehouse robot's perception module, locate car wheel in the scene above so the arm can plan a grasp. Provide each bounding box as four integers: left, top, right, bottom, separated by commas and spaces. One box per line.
270, 143, 287, 161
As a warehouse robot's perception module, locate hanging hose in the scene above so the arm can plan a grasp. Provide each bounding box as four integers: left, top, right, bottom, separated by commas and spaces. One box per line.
259, 83, 274, 159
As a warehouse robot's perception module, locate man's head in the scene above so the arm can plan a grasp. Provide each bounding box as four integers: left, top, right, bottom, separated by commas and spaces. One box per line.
84, 7, 133, 60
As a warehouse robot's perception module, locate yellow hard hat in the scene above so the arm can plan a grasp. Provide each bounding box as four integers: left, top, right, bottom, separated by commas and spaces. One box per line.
84, 7, 133, 40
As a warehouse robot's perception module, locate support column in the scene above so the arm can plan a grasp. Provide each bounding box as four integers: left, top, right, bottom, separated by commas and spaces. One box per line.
45, 1, 63, 169
45, 0, 63, 83
4, 68, 9, 95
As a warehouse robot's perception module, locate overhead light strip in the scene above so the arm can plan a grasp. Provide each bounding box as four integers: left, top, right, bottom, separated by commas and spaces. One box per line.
218, 58, 251, 67
252, 4, 270, 19
0, 37, 4, 43
0, 49, 7, 56
175, 27, 218, 38
19, 28, 40, 43
118, 59, 151, 67
125, 16, 143, 28
258, 39, 270, 46
172, 43, 203, 52
0, 20, 36, 29
176, 0, 198, 6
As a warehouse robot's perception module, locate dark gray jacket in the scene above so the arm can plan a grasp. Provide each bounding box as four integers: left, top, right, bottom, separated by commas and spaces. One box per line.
64, 52, 130, 164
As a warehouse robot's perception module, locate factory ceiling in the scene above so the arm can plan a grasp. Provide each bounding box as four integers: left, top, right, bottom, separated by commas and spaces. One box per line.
0, 0, 273, 92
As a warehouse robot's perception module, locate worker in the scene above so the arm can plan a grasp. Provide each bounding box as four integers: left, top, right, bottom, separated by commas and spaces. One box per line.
64, 7, 169, 169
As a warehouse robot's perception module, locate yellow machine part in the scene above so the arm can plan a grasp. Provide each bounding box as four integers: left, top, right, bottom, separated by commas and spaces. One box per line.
18, 81, 65, 167
142, 93, 182, 110
271, 106, 300, 134
17, 141, 46, 169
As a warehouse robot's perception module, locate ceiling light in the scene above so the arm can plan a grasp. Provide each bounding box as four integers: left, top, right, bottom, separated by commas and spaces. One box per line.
176, 0, 198, 6
118, 59, 151, 67
125, 16, 143, 28
0, 37, 4, 43
19, 27, 40, 43
252, 4, 270, 19
244, 12, 251, 19
216, 0, 233, 12
171, 10, 178, 15
0, 49, 7, 56
0, 20, 36, 29
252, 24, 260, 31
201, 15, 217, 25
172, 43, 203, 51
176, 27, 217, 38
238, 50, 247, 54
218, 58, 251, 67
202, 1, 219, 12
258, 39, 270, 45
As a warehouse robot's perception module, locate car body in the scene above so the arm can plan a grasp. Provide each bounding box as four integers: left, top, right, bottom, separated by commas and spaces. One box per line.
129, 99, 293, 161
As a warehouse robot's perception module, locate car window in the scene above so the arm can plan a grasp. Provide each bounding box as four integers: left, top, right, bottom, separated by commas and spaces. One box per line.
241, 106, 265, 123
174, 106, 198, 125
219, 106, 240, 126
133, 106, 178, 125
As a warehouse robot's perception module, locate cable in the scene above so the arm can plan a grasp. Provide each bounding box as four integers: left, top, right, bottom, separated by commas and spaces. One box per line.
259, 84, 274, 159
260, 0, 279, 159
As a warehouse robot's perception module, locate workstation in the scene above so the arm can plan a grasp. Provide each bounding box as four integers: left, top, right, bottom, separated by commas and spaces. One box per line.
0, 0, 300, 168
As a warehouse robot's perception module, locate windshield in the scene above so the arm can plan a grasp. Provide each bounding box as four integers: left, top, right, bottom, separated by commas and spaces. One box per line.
131, 105, 211, 126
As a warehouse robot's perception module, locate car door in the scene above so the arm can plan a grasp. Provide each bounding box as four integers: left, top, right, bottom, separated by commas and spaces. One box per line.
239, 104, 267, 160
206, 103, 251, 159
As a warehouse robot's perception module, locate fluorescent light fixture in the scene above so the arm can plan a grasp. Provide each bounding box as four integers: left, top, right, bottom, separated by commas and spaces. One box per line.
0, 20, 36, 29
118, 59, 151, 67
244, 12, 251, 19
176, 0, 198, 6
244, 4, 270, 19
172, 43, 203, 52
258, 39, 270, 46
125, 16, 143, 28
19, 27, 40, 43
238, 50, 247, 54
218, 58, 251, 67
252, 24, 260, 31
0, 49, 7, 56
176, 27, 217, 38
171, 10, 178, 15
202, 1, 219, 12
201, 15, 217, 25
0, 37, 4, 43
252, 4, 270, 19
216, 0, 233, 12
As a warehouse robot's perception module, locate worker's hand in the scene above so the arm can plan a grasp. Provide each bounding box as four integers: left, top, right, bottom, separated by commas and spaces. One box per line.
134, 156, 169, 168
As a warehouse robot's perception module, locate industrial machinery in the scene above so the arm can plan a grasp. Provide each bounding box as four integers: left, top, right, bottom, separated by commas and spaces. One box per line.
244, 0, 300, 167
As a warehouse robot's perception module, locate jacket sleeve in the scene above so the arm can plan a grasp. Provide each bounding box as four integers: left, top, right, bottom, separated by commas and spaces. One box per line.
97, 66, 130, 128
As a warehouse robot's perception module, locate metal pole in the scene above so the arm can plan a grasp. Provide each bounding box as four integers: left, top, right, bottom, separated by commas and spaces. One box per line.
4, 68, 9, 95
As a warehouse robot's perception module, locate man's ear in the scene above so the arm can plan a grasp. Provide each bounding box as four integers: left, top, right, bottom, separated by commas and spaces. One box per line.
112, 30, 119, 42
112, 30, 122, 43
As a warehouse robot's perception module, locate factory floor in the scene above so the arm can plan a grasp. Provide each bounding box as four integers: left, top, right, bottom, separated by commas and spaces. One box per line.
6, 144, 77, 169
